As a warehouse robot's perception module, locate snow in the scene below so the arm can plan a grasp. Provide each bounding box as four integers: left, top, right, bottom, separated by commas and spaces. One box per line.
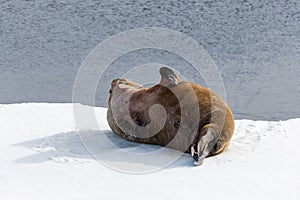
0, 103, 299, 199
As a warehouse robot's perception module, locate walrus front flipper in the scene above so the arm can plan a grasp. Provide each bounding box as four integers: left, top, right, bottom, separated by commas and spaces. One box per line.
191, 125, 218, 166
159, 67, 179, 87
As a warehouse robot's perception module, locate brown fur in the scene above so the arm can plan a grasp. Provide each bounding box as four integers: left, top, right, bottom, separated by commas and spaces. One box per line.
107, 68, 234, 163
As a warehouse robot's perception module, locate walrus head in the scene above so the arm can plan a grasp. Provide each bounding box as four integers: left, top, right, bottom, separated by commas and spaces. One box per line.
109, 78, 143, 92
107, 67, 181, 138
108, 67, 180, 100
109, 78, 143, 99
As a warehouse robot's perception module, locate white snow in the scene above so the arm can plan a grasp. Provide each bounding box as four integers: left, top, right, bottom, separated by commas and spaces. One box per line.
0, 103, 299, 199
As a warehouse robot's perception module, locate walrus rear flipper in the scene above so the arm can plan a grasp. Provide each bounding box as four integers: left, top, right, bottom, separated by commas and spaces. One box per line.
191, 125, 218, 166
159, 67, 179, 87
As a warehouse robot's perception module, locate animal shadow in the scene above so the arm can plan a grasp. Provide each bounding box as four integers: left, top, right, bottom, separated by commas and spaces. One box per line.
14, 130, 194, 169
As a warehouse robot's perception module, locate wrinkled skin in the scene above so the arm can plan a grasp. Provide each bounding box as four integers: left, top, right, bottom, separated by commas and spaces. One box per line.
107, 67, 235, 166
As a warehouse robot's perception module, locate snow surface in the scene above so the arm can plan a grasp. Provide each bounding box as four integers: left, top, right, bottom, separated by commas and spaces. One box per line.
0, 103, 299, 199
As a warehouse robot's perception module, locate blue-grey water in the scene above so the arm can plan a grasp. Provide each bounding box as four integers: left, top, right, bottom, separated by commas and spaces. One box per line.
1, 0, 299, 120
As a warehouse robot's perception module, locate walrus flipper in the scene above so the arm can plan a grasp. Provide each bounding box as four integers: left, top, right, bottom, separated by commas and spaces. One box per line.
159, 67, 179, 87
191, 125, 218, 166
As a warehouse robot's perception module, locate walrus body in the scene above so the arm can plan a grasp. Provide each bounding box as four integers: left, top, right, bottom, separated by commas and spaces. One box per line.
107, 67, 234, 165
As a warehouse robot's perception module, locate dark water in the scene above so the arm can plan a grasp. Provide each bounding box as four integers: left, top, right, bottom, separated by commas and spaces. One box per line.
0, 0, 299, 120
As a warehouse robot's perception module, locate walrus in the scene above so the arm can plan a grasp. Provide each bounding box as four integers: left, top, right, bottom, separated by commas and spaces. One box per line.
107, 67, 234, 165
